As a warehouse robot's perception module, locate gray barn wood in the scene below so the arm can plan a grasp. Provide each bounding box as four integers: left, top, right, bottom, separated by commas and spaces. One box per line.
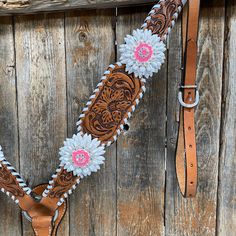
0, 0, 155, 15
0, 1, 235, 236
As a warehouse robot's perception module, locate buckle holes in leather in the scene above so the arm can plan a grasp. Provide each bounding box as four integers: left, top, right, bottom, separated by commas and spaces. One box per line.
190, 181, 194, 185
123, 124, 130, 131
190, 163, 193, 167
188, 126, 191, 130
189, 144, 192, 148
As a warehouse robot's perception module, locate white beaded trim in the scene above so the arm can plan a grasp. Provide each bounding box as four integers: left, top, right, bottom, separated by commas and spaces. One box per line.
0, 146, 32, 204
56, 178, 81, 206
141, 0, 184, 41
42, 70, 146, 202
42, 166, 62, 198
76, 63, 146, 147
42, 163, 81, 204
106, 79, 146, 147
42, 0, 187, 206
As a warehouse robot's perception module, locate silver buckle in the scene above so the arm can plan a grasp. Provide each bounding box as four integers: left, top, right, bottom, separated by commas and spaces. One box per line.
178, 85, 199, 108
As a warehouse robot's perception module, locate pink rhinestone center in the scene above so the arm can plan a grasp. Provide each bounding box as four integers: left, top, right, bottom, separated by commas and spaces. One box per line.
134, 43, 153, 63
72, 149, 90, 168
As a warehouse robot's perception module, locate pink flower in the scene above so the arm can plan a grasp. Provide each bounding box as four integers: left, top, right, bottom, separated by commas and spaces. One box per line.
134, 43, 153, 63
72, 149, 90, 168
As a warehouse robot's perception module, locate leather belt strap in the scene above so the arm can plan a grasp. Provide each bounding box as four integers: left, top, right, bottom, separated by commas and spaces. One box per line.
32, 216, 53, 236
176, 0, 200, 197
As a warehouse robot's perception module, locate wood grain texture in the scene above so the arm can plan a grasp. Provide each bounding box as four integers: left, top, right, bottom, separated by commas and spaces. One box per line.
0, 16, 22, 236
0, 2, 235, 236
116, 5, 166, 236
14, 13, 68, 235
65, 9, 117, 236
165, 0, 225, 235
0, 0, 155, 15
165, 14, 182, 235
217, 0, 236, 235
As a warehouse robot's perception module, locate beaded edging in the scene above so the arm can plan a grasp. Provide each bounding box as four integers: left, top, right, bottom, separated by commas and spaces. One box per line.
0, 0, 187, 208
42, 0, 187, 206
0, 146, 32, 204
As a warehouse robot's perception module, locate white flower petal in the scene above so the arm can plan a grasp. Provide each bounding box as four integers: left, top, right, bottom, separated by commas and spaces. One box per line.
59, 133, 106, 178
119, 29, 166, 79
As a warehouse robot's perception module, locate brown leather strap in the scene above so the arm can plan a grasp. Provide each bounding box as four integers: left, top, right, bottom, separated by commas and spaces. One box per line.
31, 184, 67, 236
32, 216, 53, 236
20, 184, 67, 236
176, 0, 200, 198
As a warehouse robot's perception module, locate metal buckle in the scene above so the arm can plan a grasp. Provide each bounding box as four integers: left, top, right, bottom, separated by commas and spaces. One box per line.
178, 85, 199, 108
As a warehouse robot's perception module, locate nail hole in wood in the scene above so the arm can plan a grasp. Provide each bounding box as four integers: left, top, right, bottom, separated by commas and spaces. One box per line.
79, 32, 87, 42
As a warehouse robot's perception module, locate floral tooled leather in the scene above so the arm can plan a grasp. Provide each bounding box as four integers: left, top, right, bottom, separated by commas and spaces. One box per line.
0, 164, 25, 197
144, 0, 183, 39
48, 168, 78, 199
93, 87, 131, 125
79, 64, 144, 144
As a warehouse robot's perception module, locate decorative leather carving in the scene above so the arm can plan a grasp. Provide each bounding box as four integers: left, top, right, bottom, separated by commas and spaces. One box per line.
80, 64, 144, 144
0, 164, 25, 197
48, 168, 78, 199
145, 0, 183, 38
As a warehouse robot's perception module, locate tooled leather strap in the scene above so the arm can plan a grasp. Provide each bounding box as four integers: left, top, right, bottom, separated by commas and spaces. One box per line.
176, 0, 200, 197
39, 0, 187, 215
0, 148, 65, 235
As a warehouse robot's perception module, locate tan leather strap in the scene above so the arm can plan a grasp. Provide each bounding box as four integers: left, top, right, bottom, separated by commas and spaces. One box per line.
176, 0, 200, 198
32, 216, 53, 236
21, 184, 67, 236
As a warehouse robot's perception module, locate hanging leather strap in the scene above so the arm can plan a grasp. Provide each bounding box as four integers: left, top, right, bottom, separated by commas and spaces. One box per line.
176, 0, 200, 198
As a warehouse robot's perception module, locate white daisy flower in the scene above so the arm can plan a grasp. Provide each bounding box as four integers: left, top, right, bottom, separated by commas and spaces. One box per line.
59, 133, 105, 178
119, 29, 166, 79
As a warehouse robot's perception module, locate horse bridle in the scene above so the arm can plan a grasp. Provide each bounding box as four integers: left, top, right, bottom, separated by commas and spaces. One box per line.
0, 0, 200, 235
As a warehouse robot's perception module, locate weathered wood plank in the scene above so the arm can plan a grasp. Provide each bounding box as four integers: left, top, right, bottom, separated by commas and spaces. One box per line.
65, 9, 117, 236
165, 14, 182, 235
0, 16, 22, 236
116, 5, 166, 236
165, 1, 225, 235
0, 0, 155, 15
14, 13, 68, 236
217, 0, 236, 234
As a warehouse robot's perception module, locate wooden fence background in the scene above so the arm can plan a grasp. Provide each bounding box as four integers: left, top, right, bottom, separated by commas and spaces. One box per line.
0, 0, 235, 235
